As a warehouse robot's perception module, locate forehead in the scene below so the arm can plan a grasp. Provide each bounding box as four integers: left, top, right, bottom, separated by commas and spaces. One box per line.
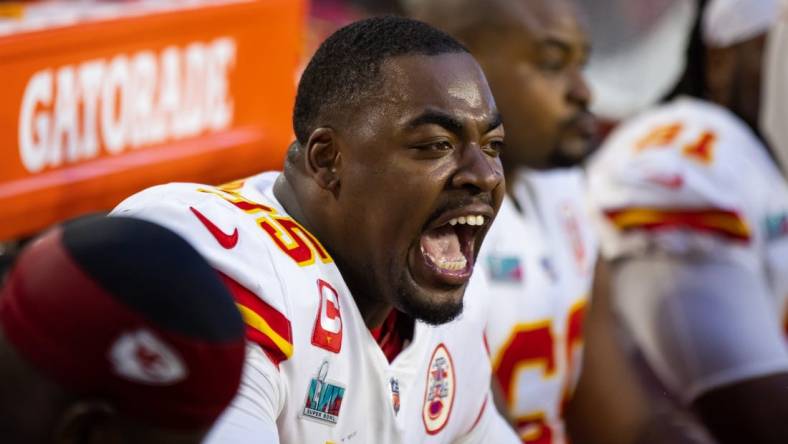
509, 0, 589, 47
375, 53, 496, 119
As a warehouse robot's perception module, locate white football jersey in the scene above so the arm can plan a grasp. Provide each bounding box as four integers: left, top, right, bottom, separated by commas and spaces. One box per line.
589, 97, 788, 318
112, 172, 516, 444
588, 97, 788, 398
479, 168, 598, 444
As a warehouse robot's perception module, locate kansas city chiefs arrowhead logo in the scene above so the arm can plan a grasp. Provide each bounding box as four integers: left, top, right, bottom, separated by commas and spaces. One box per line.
109, 329, 187, 385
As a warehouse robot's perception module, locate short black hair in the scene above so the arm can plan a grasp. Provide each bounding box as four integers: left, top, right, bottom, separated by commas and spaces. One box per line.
293, 16, 469, 145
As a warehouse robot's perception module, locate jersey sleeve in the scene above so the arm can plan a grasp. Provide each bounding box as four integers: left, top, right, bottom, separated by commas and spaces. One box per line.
587, 100, 766, 266
112, 184, 294, 367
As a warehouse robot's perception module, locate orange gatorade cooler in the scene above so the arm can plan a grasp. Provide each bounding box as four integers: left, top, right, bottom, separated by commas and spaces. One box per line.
0, 0, 305, 240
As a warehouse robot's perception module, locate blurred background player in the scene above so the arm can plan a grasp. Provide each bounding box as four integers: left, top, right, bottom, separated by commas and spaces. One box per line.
587, 0, 788, 442
410, 1, 709, 443
113, 17, 519, 443
0, 215, 246, 443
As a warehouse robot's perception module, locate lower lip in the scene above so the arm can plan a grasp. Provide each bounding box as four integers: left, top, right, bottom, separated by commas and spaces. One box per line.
409, 244, 473, 288
425, 250, 473, 284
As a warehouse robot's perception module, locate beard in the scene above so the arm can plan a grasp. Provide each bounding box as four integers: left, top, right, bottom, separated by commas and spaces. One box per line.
547, 111, 599, 168
340, 253, 465, 328
393, 270, 464, 326
548, 132, 597, 168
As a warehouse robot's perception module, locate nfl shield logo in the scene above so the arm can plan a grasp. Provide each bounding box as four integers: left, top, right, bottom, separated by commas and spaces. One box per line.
390, 377, 400, 415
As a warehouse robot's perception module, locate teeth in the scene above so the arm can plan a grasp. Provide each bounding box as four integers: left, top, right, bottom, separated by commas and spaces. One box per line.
422, 248, 468, 272
446, 215, 485, 227
436, 257, 468, 271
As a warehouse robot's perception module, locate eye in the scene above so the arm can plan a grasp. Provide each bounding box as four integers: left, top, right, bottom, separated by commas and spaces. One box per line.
541, 57, 567, 73
484, 140, 505, 157
408, 139, 456, 159
539, 46, 570, 73
419, 140, 454, 152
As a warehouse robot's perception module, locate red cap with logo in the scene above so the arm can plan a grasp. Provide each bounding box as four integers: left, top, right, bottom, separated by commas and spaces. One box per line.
0, 216, 246, 430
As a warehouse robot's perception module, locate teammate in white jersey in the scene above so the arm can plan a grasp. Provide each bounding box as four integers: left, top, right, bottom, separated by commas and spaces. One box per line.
113, 17, 519, 443
588, 1, 788, 442
479, 169, 598, 444
410, 2, 700, 443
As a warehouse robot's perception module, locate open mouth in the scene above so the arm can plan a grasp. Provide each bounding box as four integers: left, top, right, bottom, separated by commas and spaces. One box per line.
410, 209, 491, 288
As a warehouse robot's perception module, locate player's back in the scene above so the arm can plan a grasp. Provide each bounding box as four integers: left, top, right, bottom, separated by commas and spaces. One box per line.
113, 172, 500, 443
480, 167, 597, 444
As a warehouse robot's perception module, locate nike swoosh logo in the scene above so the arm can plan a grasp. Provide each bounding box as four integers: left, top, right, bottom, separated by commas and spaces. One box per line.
190, 206, 239, 249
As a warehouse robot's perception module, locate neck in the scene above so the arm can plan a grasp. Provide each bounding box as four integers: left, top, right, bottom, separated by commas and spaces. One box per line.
351, 287, 394, 329
329, 253, 395, 329
272, 173, 310, 231
273, 172, 393, 330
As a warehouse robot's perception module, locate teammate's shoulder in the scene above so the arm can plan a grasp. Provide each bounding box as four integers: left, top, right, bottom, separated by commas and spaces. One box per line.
669, 98, 763, 146
588, 99, 765, 250
668, 97, 747, 127
621, 97, 736, 127
601, 97, 761, 156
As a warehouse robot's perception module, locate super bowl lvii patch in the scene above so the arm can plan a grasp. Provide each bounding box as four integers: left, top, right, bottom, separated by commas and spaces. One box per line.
486, 255, 523, 283
302, 361, 345, 425
765, 213, 788, 241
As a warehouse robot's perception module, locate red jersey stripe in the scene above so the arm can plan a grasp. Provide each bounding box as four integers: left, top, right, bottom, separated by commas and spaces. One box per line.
219, 273, 293, 363
604, 207, 751, 242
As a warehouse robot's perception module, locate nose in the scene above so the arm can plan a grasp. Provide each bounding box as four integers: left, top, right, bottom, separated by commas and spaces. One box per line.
451, 144, 503, 193
567, 68, 591, 108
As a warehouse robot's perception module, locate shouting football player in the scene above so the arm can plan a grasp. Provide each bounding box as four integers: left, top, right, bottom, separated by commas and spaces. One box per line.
0, 216, 246, 443
113, 17, 519, 443
588, 0, 788, 442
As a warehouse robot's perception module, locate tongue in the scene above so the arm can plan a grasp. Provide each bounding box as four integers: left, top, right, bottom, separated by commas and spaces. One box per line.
420, 226, 464, 263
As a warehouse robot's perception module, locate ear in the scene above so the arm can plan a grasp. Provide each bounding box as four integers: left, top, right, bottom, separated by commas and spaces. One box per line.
304, 127, 342, 191
53, 401, 121, 444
